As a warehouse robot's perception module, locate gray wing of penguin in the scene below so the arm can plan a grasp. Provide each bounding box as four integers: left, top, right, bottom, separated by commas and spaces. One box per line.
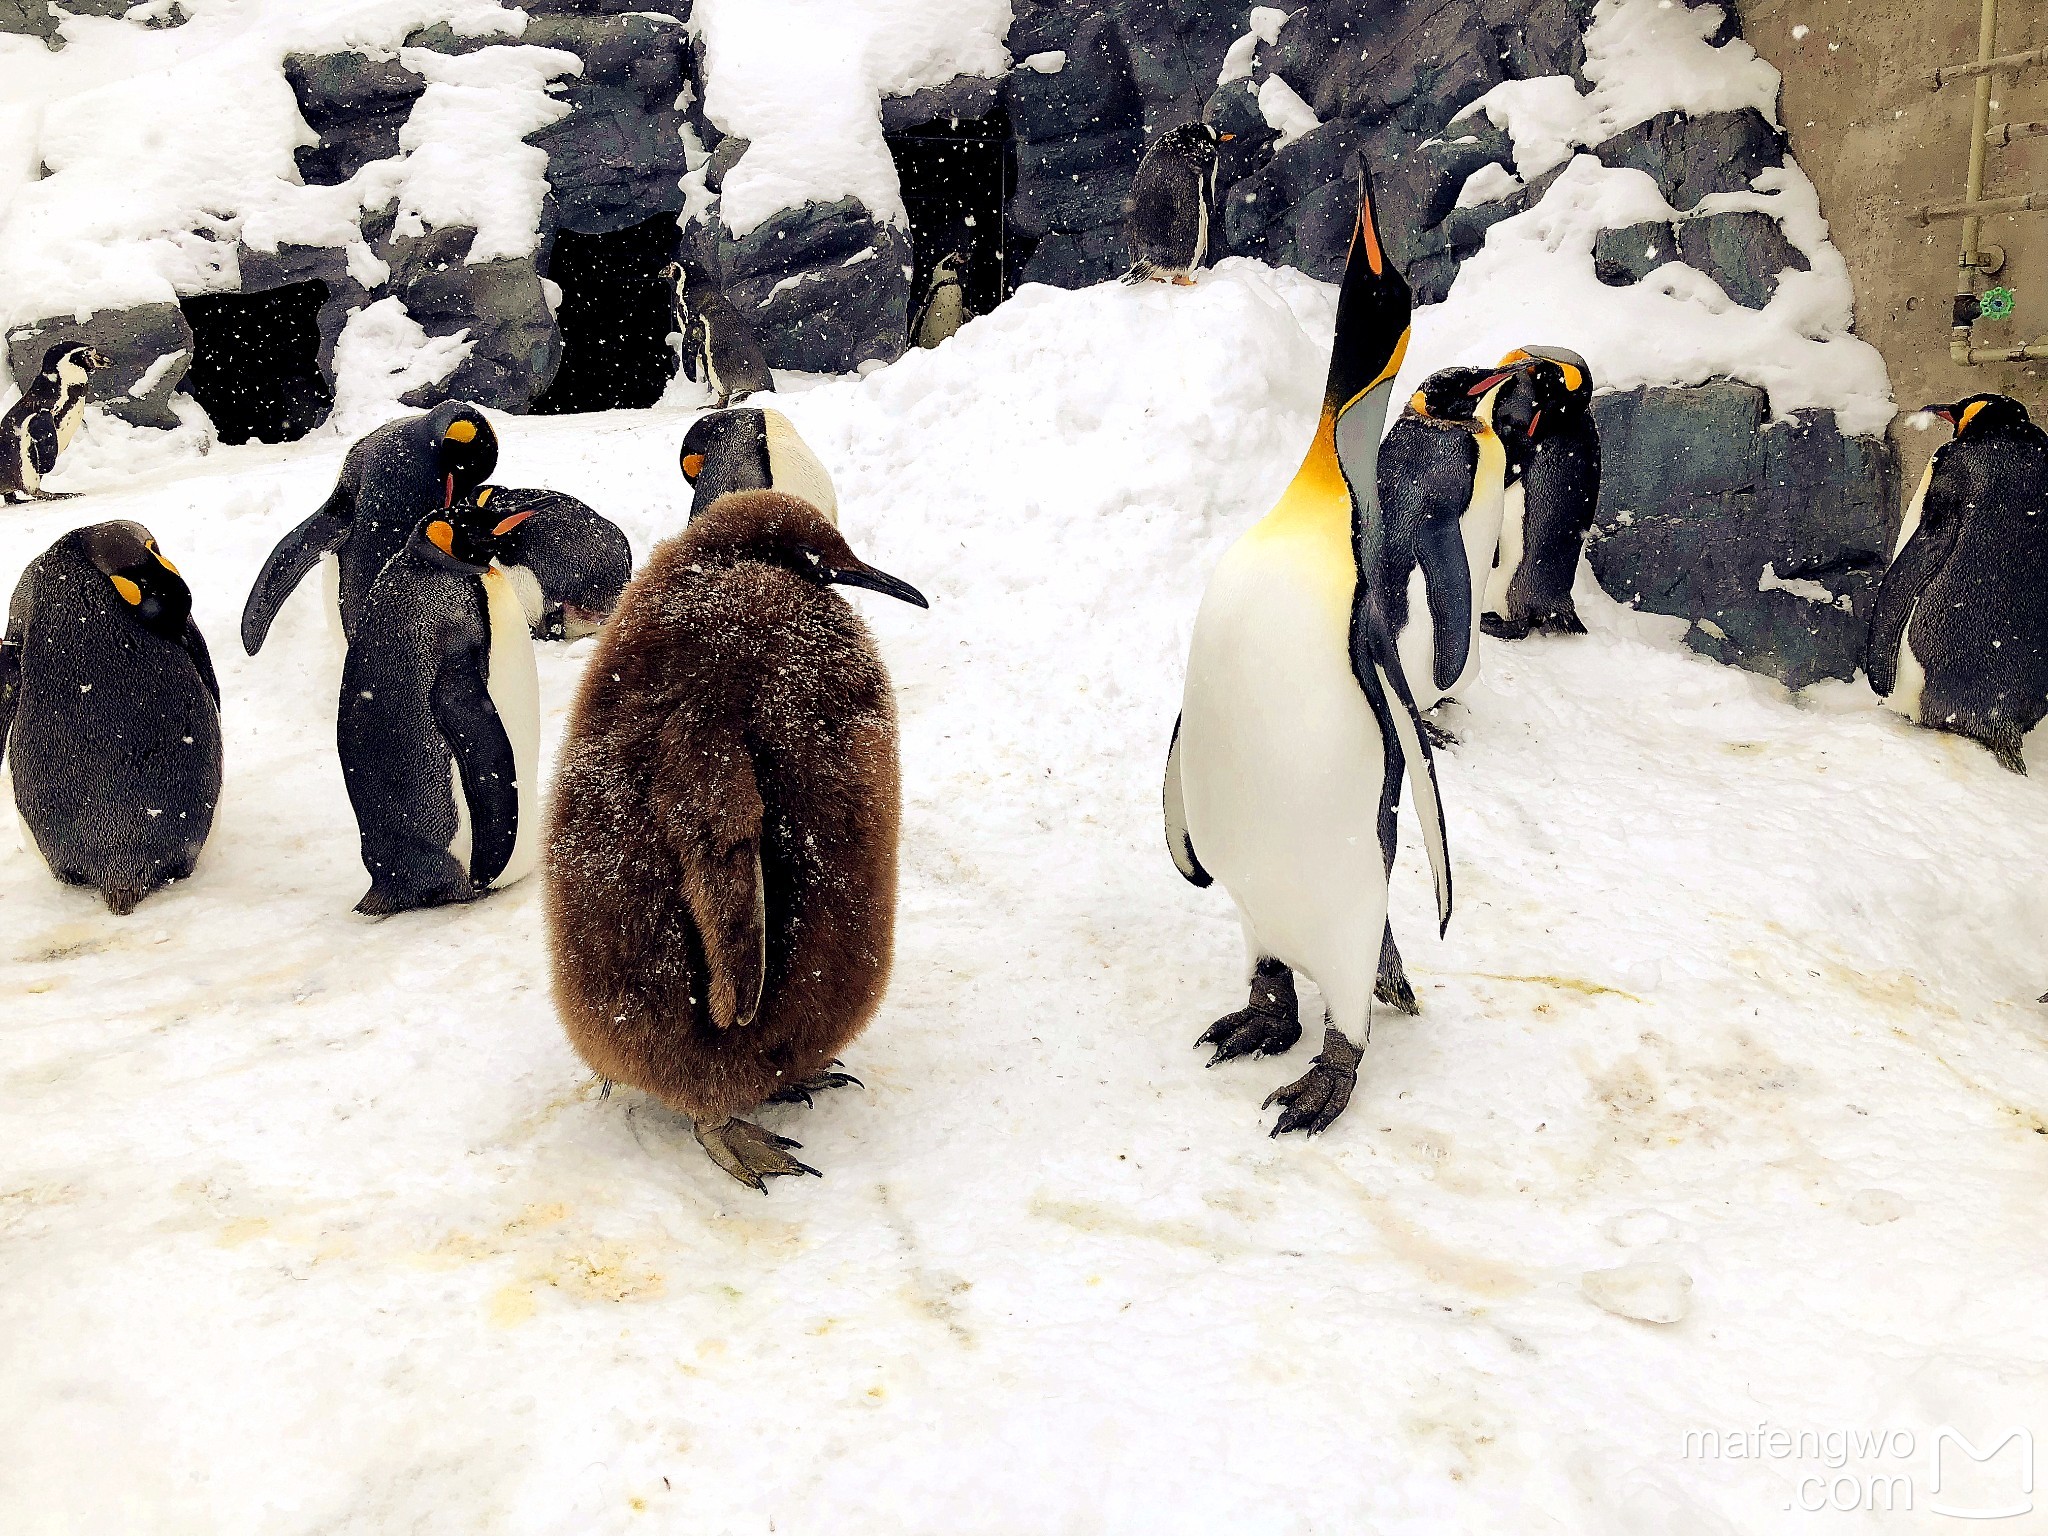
241, 444, 364, 654
26, 412, 59, 477
179, 617, 222, 709
1865, 451, 1966, 697
0, 555, 39, 773
1162, 713, 1212, 887
427, 590, 520, 888
1375, 421, 1480, 692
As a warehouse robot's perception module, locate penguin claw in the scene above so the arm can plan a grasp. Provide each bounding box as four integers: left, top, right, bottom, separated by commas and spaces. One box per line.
764, 1069, 865, 1108
1421, 719, 1460, 750
1196, 1006, 1302, 1065
694, 1117, 821, 1191
1262, 1027, 1363, 1137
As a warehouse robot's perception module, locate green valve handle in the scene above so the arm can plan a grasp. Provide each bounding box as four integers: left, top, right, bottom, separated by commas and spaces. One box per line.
1977, 286, 2016, 321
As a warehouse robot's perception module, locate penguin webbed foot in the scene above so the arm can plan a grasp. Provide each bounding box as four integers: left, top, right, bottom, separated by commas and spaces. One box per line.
764, 1064, 864, 1108
1422, 719, 1459, 750
1376, 924, 1419, 1016
694, 1117, 820, 1192
1263, 1025, 1363, 1137
29, 489, 78, 501
1480, 613, 1533, 642
1198, 959, 1301, 1064
353, 880, 479, 917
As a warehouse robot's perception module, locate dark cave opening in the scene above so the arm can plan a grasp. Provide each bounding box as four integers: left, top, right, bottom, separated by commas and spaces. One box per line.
886, 106, 1014, 329
531, 215, 680, 415
179, 280, 334, 446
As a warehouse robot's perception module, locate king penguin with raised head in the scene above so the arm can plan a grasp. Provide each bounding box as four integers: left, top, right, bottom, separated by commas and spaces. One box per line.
1, 343, 111, 502
1483, 346, 1600, 640
1163, 157, 1454, 1136
338, 497, 542, 915
679, 407, 838, 524
240, 400, 497, 654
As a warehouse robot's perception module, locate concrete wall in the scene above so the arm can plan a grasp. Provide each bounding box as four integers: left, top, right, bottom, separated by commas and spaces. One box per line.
1737, 0, 2047, 490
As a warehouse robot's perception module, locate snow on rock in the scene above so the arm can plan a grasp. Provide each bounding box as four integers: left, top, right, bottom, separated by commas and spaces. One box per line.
324, 293, 471, 436
1255, 74, 1321, 153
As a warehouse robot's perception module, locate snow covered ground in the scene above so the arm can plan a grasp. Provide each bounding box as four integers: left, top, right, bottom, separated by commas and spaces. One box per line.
4, 263, 2046, 1532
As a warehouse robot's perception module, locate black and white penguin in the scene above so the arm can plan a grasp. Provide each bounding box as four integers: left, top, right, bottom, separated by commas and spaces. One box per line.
0, 344, 111, 502
1122, 123, 1229, 286
1867, 393, 2048, 773
240, 400, 497, 655
0, 521, 221, 913
911, 250, 968, 349
1483, 346, 1600, 640
467, 486, 633, 641
679, 407, 838, 524
666, 263, 773, 408
337, 498, 542, 915
1162, 159, 1453, 1137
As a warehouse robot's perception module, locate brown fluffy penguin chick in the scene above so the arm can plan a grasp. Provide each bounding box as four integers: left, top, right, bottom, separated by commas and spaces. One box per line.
544, 490, 929, 1190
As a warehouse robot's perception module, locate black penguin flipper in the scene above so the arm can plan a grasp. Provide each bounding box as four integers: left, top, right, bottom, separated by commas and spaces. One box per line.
662, 741, 768, 1031
179, 617, 222, 709
1364, 420, 1480, 691
1162, 713, 1212, 887
1360, 619, 1454, 938
241, 495, 352, 655
26, 412, 59, 478
0, 562, 31, 773
1126, 157, 1200, 272
1866, 468, 1966, 696
1508, 430, 1600, 627
428, 638, 520, 889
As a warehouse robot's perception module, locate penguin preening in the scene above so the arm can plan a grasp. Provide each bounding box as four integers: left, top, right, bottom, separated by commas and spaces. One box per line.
469, 486, 633, 641
1, 521, 221, 913
337, 499, 542, 915
1122, 122, 1230, 286
1162, 158, 1453, 1137
666, 263, 773, 408
911, 250, 969, 349
1867, 393, 2048, 773
679, 407, 838, 524
241, 401, 497, 654
1483, 347, 1600, 640
1, 344, 111, 502
545, 489, 928, 1190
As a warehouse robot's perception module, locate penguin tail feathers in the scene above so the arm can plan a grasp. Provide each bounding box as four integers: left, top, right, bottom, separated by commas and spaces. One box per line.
1121, 261, 1158, 287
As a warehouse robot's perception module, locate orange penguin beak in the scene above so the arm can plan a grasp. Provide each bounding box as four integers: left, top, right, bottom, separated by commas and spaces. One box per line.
444, 473, 456, 509
491, 511, 536, 537
1467, 369, 1517, 396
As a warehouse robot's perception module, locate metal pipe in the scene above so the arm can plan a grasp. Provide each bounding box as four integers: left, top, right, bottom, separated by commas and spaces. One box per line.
1928, 43, 2048, 88
1921, 188, 2046, 222
1951, 337, 2048, 364
1957, 0, 1999, 281
1987, 121, 2048, 145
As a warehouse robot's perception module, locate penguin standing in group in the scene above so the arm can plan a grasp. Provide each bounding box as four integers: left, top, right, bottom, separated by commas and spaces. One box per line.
666, 263, 773, 408
1866, 393, 2048, 773
545, 489, 928, 1190
1162, 158, 1453, 1137
1, 344, 111, 502
1483, 347, 1601, 640
911, 250, 969, 349
240, 400, 497, 654
0, 522, 221, 913
338, 498, 541, 915
466, 486, 633, 641
1122, 123, 1230, 286
679, 407, 838, 523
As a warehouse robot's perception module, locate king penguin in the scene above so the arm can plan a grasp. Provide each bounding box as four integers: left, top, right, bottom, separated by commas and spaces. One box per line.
679, 407, 838, 524
911, 249, 969, 349
667, 263, 773, 408
1867, 393, 2048, 773
1122, 123, 1229, 286
466, 485, 633, 641
1, 521, 221, 913
338, 497, 542, 914
240, 400, 497, 654
1162, 157, 1454, 1136
0, 344, 111, 502
1483, 347, 1600, 640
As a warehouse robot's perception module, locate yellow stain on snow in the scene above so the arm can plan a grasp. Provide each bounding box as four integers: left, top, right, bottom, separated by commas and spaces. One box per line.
489, 1285, 537, 1327
218, 1217, 271, 1247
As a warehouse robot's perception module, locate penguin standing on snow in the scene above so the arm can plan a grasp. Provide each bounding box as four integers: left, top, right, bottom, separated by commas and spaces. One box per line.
338, 498, 541, 915
911, 249, 969, 349
240, 401, 496, 654
1866, 393, 2048, 772
466, 486, 633, 641
680, 407, 838, 523
666, 263, 773, 408
0, 522, 221, 913
0, 344, 111, 502
1162, 159, 1454, 1137
1483, 346, 1600, 640
546, 489, 928, 1189
1122, 123, 1230, 286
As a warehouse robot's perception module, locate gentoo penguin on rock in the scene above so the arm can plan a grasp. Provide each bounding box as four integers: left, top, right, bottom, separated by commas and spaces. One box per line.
1867, 393, 2048, 773
545, 489, 928, 1189
467, 486, 633, 641
1482, 346, 1600, 640
0, 344, 111, 502
679, 407, 838, 524
0, 522, 221, 913
1122, 122, 1230, 286
1162, 159, 1453, 1137
240, 400, 497, 654
338, 498, 541, 915
911, 249, 969, 348
666, 263, 773, 408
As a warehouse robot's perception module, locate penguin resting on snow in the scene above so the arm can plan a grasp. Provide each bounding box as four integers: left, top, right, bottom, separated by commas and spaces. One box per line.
1122, 122, 1229, 286
911, 249, 968, 349
1, 522, 221, 913
240, 400, 497, 654
467, 486, 633, 641
0, 344, 111, 502
679, 407, 838, 524
666, 263, 773, 408
545, 489, 928, 1190
1162, 158, 1453, 1137
1482, 346, 1600, 640
338, 497, 541, 915
1867, 393, 2048, 773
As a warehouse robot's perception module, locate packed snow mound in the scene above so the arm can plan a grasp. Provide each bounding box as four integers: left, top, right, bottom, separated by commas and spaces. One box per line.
4, 266, 2044, 1534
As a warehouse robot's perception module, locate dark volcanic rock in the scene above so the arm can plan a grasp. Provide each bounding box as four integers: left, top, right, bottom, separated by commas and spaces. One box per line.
708, 198, 912, 373
1675, 209, 1809, 309
5, 303, 195, 430
882, 77, 1003, 134
524, 11, 693, 233
1594, 108, 1786, 211
1595, 221, 1677, 286
284, 51, 427, 187
382, 226, 561, 410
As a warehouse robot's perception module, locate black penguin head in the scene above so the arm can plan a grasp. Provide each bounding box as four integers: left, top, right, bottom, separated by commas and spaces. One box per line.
681, 408, 772, 507
932, 250, 968, 284
413, 494, 534, 569
685, 490, 927, 608
1926, 393, 2032, 438
424, 402, 498, 509
1403, 363, 1526, 430
78, 520, 191, 638
1158, 122, 1225, 167
1490, 347, 1590, 457
45, 343, 110, 377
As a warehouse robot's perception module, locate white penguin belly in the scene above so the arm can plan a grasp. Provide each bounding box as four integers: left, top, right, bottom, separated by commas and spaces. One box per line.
1484, 480, 1526, 617
500, 560, 546, 634
449, 570, 542, 888
1885, 600, 1928, 724
54, 400, 85, 454
1178, 528, 1388, 1030
1893, 459, 1934, 559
